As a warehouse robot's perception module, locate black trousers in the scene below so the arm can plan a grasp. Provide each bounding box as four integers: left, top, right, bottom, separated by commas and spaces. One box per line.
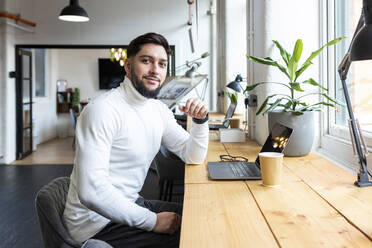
91, 197, 183, 248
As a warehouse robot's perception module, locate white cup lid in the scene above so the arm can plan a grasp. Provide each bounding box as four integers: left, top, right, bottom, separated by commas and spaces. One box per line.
258, 152, 284, 158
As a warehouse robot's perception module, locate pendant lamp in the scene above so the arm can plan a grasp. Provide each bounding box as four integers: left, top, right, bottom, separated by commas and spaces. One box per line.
59, 0, 89, 22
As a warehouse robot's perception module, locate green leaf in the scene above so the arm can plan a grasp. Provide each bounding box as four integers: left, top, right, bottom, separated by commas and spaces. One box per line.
284, 100, 293, 110
272, 40, 291, 66
327, 37, 345, 46
302, 78, 327, 91
321, 93, 345, 106
248, 56, 277, 66
245, 83, 261, 91
288, 39, 303, 82
256, 97, 269, 115
296, 37, 344, 79
308, 107, 322, 112
263, 99, 283, 115
289, 82, 304, 92
256, 94, 286, 115
297, 102, 335, 112
292, 39, 303, 62
317, 102, 335, 107
244, 81, 292, 93
248, 56, 290, 78
231, 94, 238, 103
226, 91, 238, 103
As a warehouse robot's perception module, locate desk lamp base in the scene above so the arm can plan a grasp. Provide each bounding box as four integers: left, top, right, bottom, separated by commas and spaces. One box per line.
355, 171, 372, 187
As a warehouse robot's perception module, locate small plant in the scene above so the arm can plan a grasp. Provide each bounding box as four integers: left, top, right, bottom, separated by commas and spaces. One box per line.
72, 88, 80, 110
246, 38, 345, 115
226, 91, 238, 103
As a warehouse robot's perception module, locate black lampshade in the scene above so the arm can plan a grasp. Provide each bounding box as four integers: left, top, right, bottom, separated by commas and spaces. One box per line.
226, 74, 243, 92
350, 0, 372, 61
59, 0, 89, 22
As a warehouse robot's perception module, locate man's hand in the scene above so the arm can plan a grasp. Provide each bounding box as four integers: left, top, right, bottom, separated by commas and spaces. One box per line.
178, 98, 208, 119
153, 212, 182, 234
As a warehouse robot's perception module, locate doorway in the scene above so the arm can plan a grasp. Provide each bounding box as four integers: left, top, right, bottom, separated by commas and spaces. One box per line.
16, 49, 33, 159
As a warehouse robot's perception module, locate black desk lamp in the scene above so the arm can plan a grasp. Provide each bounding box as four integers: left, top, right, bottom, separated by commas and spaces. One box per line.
338, 0, 372, 187
227, 74, 252, 131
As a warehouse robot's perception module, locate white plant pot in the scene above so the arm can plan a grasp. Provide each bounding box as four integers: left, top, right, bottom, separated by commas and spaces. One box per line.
268, 111, 315, 157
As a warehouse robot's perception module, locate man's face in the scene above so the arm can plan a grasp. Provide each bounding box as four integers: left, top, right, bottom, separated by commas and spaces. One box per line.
124, 43, 168, 98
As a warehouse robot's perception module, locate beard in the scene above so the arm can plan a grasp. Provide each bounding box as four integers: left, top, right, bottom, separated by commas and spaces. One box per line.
131, 71, 161, 99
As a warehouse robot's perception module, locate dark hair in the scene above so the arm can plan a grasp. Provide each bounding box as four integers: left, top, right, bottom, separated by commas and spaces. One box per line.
127, 32, 171, 58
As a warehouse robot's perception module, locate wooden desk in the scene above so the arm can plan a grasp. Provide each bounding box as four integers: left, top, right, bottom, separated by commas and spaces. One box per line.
180, 131, 372, 247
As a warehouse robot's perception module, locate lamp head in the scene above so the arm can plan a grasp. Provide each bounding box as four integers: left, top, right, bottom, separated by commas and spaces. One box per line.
350, 0, 372, 61
201, 52, 210, 58
59, 0, 89, 22
226, 74, 244, 92
185, 62, 202, 78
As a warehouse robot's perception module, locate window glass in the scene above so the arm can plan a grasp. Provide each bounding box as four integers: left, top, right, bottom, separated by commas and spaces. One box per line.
35, 49, 46, 97
334, 0, 372, 133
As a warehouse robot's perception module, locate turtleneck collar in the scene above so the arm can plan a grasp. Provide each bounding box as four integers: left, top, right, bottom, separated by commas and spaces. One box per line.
119, 76, 149, 106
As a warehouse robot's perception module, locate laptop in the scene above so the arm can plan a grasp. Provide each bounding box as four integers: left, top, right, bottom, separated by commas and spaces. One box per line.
207, 122, 293, 180
209, 102, 237, 130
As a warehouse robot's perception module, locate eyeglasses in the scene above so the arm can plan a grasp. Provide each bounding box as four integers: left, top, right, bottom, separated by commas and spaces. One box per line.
219, 154, 248, 162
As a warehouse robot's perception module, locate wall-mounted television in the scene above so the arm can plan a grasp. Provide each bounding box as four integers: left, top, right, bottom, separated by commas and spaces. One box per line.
98, 58, 126, 89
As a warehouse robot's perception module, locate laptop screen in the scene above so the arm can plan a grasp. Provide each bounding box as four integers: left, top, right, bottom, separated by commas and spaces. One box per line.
254, 122, 293, 167
222, 102, 237, 127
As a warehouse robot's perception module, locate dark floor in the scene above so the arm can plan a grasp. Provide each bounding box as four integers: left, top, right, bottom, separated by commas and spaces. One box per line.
0, 164, 183, 248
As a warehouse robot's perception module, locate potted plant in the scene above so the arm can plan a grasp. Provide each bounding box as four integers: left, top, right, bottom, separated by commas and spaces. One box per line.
72, 88, 81, 113
246, 38, 344, 156
226, 91, 238, 104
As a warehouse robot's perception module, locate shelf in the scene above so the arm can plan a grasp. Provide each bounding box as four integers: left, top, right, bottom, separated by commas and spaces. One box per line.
57, 91, 73, 113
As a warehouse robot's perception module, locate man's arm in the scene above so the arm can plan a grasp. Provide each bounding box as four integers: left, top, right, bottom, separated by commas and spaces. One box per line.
153, 98, 208, 234
161, 98, 209, 164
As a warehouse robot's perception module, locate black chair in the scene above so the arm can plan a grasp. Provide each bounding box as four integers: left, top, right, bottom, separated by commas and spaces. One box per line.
153, 146, 185, 202
35, 177, 113, 248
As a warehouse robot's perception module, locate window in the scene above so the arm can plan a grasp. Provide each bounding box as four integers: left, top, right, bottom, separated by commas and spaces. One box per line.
34, 49, 46, 97
322, 0, 372, 171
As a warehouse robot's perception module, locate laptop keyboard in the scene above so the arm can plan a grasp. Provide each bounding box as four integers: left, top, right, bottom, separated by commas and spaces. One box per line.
228, 162, 257, 177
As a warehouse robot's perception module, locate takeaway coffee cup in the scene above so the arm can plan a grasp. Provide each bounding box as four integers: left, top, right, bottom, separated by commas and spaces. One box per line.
259, 152, 284, 187
229, 118, 240, 128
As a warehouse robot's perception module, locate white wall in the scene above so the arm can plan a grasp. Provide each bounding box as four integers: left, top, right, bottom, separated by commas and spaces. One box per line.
0, 0, 214, 163
0, 20, 16, 162
32, 49, 58, 144
54, 49, 112, 138
225, 0, 247, 114
250, 0, 320, 145
55, 49, 109, 101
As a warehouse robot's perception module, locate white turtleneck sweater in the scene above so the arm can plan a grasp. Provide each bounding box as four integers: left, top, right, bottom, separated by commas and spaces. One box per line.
62, 77, 209, 243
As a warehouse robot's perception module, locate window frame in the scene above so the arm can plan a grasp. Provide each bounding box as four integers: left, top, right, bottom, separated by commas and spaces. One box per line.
319, 0, 372, 172
34, 49, 46, 98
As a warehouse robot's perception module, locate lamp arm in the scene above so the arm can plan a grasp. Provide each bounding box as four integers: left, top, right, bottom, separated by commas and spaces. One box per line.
337, 9, 371, 186
176, 52, 209, 70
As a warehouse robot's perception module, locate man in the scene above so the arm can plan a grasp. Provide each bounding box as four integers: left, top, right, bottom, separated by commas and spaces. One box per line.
63, 33, 209, 247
